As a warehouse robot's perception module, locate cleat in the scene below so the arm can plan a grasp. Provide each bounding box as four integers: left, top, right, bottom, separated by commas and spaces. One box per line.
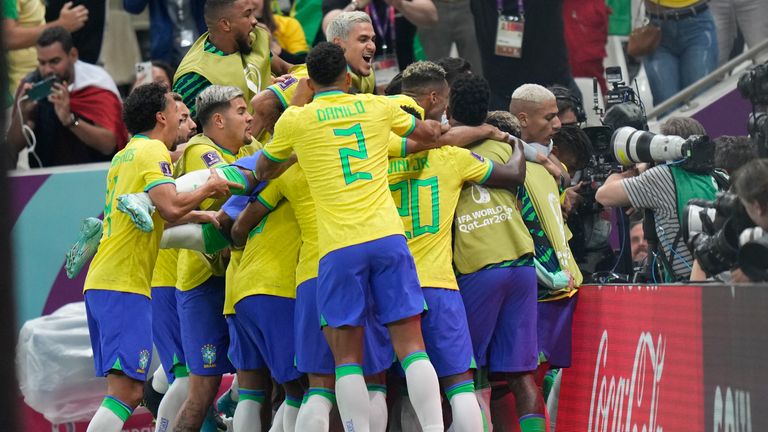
117, 193, 156, 232
65, 217, 103, 279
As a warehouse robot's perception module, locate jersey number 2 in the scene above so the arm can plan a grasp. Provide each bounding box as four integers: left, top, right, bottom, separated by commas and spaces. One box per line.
334, 123, 372, 185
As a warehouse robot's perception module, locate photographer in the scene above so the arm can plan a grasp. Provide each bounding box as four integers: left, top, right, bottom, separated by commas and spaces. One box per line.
730, 159, 768, 282
595, 117, 724, 281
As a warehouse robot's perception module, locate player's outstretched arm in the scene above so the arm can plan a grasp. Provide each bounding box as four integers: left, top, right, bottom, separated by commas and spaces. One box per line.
402, 119, 442, 153
148, 169, 238, 223
484, 138, 526, 190
231, 200, 271, 248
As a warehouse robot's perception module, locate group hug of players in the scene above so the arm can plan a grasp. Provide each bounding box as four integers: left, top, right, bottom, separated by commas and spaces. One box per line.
73, 10, 582, 432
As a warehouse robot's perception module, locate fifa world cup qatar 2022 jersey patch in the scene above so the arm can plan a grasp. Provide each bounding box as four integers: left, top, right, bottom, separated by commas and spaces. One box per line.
201, 151, 222, 168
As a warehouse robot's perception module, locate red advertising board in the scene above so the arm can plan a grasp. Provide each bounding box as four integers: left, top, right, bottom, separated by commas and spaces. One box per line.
556, 285, 704, 432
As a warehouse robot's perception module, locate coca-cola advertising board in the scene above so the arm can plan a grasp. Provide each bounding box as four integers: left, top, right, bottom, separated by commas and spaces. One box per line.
556, 285, 704, 432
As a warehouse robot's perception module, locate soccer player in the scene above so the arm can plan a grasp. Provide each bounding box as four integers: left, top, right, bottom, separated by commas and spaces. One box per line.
82, 82, 235, 432
389, 65, 526, 432
256, 42, 444, 432
171, 85, 261, 431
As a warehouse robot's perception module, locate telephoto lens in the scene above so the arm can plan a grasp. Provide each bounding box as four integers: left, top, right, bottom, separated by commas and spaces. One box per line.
611, 127, 688, 166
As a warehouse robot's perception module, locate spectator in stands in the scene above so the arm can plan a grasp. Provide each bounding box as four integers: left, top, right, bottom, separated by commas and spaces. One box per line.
595, 116, 724, 281
643, 0, 718, 106
254, 0, 309, 63
418, 0, 483, 76
562, 0, 610, 94
714, 135, 758, 174
710, 0, 768, 66
470, 0, 579, 110
131, 60, 175, 91
3, 0, 88, 95
322, 0, 437, 73
123, 0, 206, 67
45, 0, 105, 63
436, 56, 472, 85
6, 27, 127, 169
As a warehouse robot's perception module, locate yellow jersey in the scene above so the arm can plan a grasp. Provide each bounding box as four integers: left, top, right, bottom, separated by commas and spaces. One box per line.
230, 201, 301, 306
388, 146, 492, 290
84, 135, 175, 297
267, 65, 377, 110
263, 91, 417, 257
223, 249, 243, 315
257, 163, 318, 286
175, 135, 258, 291
151, 249, 179, 287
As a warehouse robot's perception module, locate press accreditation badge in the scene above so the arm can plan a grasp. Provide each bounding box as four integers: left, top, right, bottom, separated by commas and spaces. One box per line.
495, 15, 524, 58
374, 54, 400, 88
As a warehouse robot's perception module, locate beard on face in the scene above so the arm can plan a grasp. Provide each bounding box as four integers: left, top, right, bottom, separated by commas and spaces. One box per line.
236, 32, 252, 55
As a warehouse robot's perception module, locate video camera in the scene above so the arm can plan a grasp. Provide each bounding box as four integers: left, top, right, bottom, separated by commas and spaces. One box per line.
737, 62, 768, 157
683, 193, 768, 279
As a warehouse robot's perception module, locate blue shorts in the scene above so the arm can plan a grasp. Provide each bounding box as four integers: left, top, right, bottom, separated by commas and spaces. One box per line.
458, 266, 538, 373
318, 235, 424, 327
295, 278, 394, 376
230, 295, 302, 384
176, 277, 234, 375
537, 295, 577, 369
421, 288, 475, 377
85, 290, 153, 381
152, 286, 185, 384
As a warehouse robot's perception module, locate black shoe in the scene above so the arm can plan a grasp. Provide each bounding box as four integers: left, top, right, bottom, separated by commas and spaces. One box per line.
143, 376, 164, 419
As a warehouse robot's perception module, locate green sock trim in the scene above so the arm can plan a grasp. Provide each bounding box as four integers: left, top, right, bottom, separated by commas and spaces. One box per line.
307, 387, 337, 405
335, 364, 363, 380
202, 223, 230, 254
102, 396, 133, 422
219, 166, 248, 194
444, 381, 475, 400
238, 388, 266, 403
285, 395, 302, 408
172, 363, 189, 379
519, 414, 546, 432
367, 384, 387, 394
401, 351, 429, 371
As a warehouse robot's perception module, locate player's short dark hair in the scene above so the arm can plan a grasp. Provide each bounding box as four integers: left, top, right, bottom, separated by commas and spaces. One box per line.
733, 159, 768, 206
37, 26, 74, 52
486, 110, 521, 138
553, 125, 593, 171
195, 85, 244, 128
307, 42, 347, 87
714, 135, 758, 174
449, 74, 489, 126
204, 0, 238, 22
435, 57, 471, 85
123, 82, 170, 135
402, 61, 446, 96
384, 72, 403, 96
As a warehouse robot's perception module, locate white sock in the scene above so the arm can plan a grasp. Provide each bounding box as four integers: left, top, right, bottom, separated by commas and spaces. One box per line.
399, 396, 422, 432
160, 224, 205, 250
448, 392, 483, 432
233, 399, 262, 432
296, 392, 334, 432
368, 389, 388, 432
152, 366, 169, 394
269, 402, 286, 432
87, 400, 131, 432
335, 365, 370, 432
155, 376, 189, 432
476, 388, 493, 432
402, 353, 443, 432
283, 399, 300, 432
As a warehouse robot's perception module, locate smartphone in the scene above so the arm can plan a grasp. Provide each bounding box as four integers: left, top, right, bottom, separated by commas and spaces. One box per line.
135, 61, 154, 86
25, 76, 59, 101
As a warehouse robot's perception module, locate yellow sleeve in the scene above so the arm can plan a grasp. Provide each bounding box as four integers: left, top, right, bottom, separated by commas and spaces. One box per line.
449, 146, 494, 185
256, 178, 285, 210
385, 97, 417, 138
275, 16, 309, 54
387, 133, 407, 158
263, 110, 296, 162
184, 144, 228, 172
141, 140, 176, 192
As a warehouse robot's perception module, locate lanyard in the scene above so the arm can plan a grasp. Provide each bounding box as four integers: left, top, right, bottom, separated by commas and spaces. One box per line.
368, 4, 396, 51
497, 0, 524, 17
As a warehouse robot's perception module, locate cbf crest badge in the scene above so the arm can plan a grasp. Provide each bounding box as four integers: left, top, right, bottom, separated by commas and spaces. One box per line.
138, 349, 150, 372
202, 344, 217, 368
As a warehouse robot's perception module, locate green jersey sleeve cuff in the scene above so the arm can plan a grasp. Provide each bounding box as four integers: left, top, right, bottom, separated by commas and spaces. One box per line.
402, 116, 417, 138
256, 195, 275, 210
262, 149, 288, 163
400, 137, 408, 157
267, 86, 289, 109
479, 160, 494, 184
144, 178, 175, 192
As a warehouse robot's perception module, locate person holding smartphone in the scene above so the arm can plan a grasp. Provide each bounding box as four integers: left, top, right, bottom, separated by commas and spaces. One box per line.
6, 26, 128, 169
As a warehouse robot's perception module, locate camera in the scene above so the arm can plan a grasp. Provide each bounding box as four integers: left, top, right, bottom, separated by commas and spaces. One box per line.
610, 127, 714, 173
683, 193, 756, 276
605, 66, 639, 110
737, 62, 768, 157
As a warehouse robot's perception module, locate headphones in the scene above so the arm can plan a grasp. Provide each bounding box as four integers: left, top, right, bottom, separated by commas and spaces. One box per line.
550, 86, 587, 124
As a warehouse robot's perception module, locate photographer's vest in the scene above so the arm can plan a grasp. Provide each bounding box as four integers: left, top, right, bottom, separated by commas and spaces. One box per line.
524, 162, 583, 300
452, 140, 534, 275
174, 28, 272, 112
